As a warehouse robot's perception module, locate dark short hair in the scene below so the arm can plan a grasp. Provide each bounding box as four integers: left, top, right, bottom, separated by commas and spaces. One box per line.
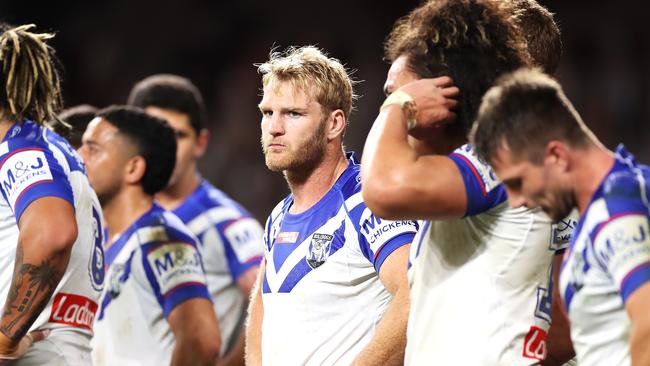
470, 68, 589, 164
384, 0, 530, 136
127, 74, 206, 134
50, 104, 98, 148
96, 105, 177, 195
510, 0, 562, 74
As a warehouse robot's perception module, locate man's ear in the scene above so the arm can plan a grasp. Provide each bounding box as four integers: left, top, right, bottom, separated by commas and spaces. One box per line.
326, 109, 346, 141
545, 140, 570, 172
194, 128, 210, 158
124, 155, 147, 185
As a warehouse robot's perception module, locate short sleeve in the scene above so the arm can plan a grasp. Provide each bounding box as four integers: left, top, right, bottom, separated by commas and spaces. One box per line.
0, 147, 73, 221
551, 210, 580, 253
592, 213, 650, 303
142, 241, 211, 317
220, 217, 264, 280
356, 206, 418, 272
448, 144, 507, 216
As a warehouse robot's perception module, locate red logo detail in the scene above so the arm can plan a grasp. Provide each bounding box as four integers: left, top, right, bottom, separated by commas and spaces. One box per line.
276, 232, 299, 244
48, 293, 98, 330
523, 326, 548, 360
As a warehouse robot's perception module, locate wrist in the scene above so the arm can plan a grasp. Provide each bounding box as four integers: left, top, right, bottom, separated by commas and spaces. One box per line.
0, 332, 18, 355
381, 90, 418, 131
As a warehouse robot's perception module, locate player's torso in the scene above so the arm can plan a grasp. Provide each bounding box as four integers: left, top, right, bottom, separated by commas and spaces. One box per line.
174, 181, 263, 353
560, 201, 633, 366
407, 205, 559, 365
262, 195, 391, 366
0, 122, 104, 335
93, 209, 197, 366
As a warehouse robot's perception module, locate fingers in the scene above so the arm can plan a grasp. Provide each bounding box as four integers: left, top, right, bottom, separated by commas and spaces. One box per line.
432, 76, 454, 87
441, 86, 460, 97
27, 329, 49, 343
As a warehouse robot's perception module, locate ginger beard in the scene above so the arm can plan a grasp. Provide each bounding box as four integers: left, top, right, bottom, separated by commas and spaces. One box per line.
261, 114, 328, 173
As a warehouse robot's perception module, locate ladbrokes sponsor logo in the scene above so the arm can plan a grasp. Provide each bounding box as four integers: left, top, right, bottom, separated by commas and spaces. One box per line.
522, 326, 547, 360
48, 293, 98, 330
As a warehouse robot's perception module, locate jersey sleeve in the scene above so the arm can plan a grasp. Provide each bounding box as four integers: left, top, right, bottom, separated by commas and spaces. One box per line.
354, 205, 418, 273
448, 144, 507, 216
592, 213, 650, 303
141, 240, 211, 318
219, 217, 264, 280
0, 147, 74, 222
551, 210, 580, 253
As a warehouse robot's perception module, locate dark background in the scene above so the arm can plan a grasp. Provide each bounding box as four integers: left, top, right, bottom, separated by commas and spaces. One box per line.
2, 0, 647, 221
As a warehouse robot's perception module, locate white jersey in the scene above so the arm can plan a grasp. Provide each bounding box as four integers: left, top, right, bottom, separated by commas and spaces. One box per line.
560, 145, 650, 366
92, 204, 212, 366
0, 121, 104, 336
172, 180, 263, 354
262, 154, 418, 366
406, 144, 572, 365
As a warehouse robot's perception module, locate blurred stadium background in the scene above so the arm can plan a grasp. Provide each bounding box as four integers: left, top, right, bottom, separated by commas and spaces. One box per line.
1, 0, 647, 221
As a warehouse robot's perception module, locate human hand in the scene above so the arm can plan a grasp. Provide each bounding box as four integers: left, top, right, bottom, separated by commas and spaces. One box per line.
0, 329, 49, 365
398, 76, 459, 139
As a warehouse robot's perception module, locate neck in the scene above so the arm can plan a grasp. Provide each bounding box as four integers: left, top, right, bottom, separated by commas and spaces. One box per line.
285, 148, 348, 214
103, 188, 154, 244
412, 126, 467, 156
156, 170, 201, 211
572, 144, 616, 215
0, 120, 15, 141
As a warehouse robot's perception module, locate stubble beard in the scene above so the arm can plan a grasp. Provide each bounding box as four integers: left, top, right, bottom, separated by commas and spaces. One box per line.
545, 188, 577, 222
262, 121, 327, 173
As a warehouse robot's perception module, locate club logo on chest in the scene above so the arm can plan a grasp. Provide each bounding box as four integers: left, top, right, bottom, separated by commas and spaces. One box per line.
306, 233, 334, 269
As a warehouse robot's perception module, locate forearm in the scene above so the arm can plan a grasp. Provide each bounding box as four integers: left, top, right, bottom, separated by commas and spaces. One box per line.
218, 329, 246, 366
244, 286, 264, 366
631, 326, 650, 366
352, 285, 409, 366
171, 338, 217, 366
0, 240, 70, 342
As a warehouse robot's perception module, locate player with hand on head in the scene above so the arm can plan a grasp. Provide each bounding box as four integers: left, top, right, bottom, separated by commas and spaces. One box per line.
362, 0, 574, 364
471, 68, 650, 366
0, 23, 105, 365
80, 106, 221, 366
246, 46, 418, 366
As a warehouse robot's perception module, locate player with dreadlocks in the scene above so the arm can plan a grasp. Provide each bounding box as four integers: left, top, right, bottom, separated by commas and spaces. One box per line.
0, 23, 105, 365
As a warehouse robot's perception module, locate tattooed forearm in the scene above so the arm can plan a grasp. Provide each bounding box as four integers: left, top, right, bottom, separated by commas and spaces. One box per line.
0, 244, 64, 341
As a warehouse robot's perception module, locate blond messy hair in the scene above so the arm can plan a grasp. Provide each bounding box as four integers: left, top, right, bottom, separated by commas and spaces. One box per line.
257, 46, 357, 120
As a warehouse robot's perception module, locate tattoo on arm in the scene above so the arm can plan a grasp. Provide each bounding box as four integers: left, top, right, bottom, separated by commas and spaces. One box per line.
0, 244, 63, 341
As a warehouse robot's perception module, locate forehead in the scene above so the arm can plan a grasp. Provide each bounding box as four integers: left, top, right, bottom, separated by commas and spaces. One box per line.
491, 145, 531, 179
260, 80, 317, 107
384, 55, 420, 93
144, 106, 191, 131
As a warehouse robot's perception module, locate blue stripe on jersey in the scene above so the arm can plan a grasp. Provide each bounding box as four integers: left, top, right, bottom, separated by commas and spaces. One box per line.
621, 262, 650, 302
277, 221, 346, 293
98, 250, 136, 320
272, 191, 343, 272
162, 283, 211, 317
105, 204, 158, 267
374, 232, 413, 272
449, 153, 507, 216
262, 272, 271, 293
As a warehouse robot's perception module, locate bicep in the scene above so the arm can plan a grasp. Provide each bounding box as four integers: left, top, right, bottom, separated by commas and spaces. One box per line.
18, 196, 77, 250
364, 155, 467, 221
377, 244, 410, 295
168, 297, 218, 336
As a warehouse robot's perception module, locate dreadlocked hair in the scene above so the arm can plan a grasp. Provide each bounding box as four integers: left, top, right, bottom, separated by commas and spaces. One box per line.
0, 23, 64, 126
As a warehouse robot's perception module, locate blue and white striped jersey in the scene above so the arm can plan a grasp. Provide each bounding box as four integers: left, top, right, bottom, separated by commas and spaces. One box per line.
406, 144, 572, 366
261, 153, 417, 366
0, 120, 104, 336
560, 145, 650, 366
172, 180, 263, 354
92, 204, 211, 366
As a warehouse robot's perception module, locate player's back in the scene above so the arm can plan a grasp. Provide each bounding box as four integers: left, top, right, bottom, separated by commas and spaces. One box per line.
560, 145, 650, 366
92, 204, 209, 366
406, 144, 566, 365
172, 180, 263, 354
0, 121, 104, 338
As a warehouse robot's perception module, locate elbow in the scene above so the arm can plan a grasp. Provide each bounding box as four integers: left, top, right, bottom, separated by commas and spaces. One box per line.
187, 333, 221, 364
362, 177, 412, 220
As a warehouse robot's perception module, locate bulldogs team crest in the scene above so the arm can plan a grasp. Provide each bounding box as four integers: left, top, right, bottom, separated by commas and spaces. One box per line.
306, 233, 333, 269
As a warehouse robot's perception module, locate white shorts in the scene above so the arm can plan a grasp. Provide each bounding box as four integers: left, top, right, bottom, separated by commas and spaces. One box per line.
13, 329, 92, 366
